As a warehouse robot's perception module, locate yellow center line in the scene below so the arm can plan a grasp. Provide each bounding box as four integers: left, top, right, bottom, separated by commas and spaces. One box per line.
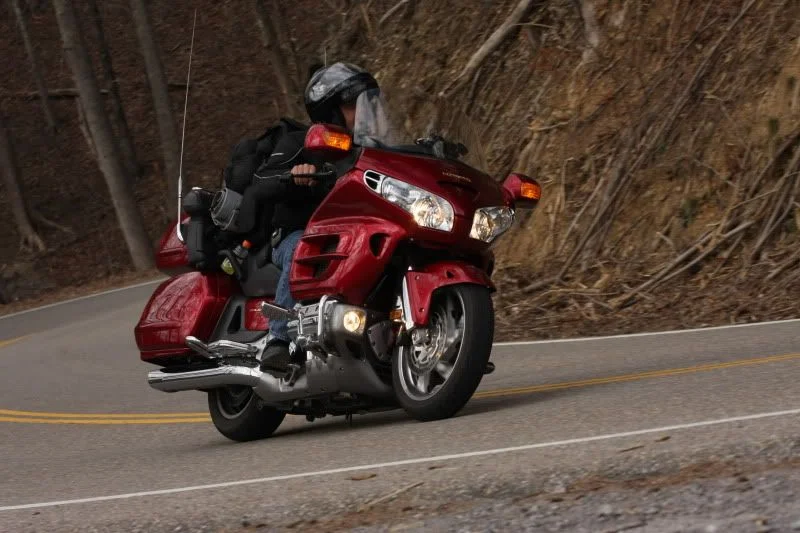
0, 336, 25, 350
474, 352, 800, 400
0, 409, 208, 419
1, 352, 797, 425
0, 416, 211, 425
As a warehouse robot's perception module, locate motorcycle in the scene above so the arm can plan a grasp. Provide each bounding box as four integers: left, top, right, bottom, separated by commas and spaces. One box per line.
134, 115, 541, 442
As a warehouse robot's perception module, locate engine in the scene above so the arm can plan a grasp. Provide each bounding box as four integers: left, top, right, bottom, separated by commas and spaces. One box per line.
285, 297, 395, 363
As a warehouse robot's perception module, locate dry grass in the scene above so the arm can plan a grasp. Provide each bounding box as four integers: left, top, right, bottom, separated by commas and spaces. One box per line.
333, 0, 800, 338
1, 0, 799, 337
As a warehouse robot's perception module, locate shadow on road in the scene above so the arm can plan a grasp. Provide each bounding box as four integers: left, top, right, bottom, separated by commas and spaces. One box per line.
191, 384, 576, 449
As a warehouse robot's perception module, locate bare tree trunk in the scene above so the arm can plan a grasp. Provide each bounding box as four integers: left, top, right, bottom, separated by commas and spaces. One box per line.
75, 99, 97, 160
267, 0, 302, 89
0, 115, 46, 252
129, 0, 180, 204
254, 0, 301, 116
10, 0, 57, 135
52, 0, 154, 270
572, 0, 603, 62
87, 0, 141, 179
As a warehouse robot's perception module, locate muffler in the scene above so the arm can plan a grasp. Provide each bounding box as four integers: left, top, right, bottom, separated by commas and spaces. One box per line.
147, 355, 393, 401
148, 365, 260, 392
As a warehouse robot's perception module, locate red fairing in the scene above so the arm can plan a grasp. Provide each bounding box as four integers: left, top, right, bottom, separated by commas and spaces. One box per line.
357, 148, 506, 219
155, 216, 190, 275
289, 154, 412, 304
245, 298, 272, 331
404, 262, 495, 326
290, 215, 407, 304
289, 148, 506, 303
135, 272, 232, 362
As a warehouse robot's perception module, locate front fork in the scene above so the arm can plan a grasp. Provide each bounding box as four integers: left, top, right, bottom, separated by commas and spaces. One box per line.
395, 263, 497, 375
399, 261, 495, 327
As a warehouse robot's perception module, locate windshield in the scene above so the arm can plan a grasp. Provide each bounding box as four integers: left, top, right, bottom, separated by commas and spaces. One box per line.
351, 89, 489, 173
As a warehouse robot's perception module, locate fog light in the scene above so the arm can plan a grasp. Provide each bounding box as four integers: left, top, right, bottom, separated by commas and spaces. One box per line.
343, 310, 365, 333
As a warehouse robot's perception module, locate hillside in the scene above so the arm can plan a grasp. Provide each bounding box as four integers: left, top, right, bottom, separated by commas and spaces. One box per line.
1, 0, 799, 341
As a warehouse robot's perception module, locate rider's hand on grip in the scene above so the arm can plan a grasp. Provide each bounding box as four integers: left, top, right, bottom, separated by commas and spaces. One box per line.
291, 164, 318, 186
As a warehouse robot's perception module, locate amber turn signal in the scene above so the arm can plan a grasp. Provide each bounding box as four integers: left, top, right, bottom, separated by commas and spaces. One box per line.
323, 131, 352, 151
520, 181, 541, 200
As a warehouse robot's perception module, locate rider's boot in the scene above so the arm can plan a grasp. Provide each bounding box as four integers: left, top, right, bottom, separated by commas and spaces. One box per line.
259, 339, 291, 375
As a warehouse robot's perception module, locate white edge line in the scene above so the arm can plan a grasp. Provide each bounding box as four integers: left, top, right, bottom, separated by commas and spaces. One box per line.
0, 276, 797, 343
1, 407, 798, 512
494, 317, 800, 346
0, 278, 166, 321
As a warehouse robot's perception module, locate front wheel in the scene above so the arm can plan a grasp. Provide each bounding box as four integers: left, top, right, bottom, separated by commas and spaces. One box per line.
392, 284, 494, 421
207, 386, 285, 442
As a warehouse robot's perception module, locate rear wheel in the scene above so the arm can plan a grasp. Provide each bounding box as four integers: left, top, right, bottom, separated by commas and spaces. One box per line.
207, 385, 285, 442
392, 284, 494, 421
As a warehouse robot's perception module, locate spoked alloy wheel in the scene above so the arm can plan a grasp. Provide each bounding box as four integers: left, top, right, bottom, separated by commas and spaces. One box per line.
392, 284, 494, 421
207, 385, 285, 442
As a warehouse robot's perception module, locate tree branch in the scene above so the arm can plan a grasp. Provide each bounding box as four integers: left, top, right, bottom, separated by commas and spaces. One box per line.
440, 0, 538, 97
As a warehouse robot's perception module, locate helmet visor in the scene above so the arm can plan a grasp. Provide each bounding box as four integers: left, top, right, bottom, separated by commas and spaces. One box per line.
352, 89, 402, 147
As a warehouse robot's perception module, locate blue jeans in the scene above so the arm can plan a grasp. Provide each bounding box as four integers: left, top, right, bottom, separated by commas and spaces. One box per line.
269, 230, 304, 342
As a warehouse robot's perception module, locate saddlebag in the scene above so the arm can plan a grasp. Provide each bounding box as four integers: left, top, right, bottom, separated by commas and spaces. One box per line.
134, 271, 233, 364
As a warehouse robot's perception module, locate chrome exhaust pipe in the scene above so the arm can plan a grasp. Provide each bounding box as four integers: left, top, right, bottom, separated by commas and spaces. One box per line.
148, 365, 260, 393
148, 354, 394, 400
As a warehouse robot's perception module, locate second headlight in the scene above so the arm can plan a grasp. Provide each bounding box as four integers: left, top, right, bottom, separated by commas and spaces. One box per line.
469, 206, 515, 243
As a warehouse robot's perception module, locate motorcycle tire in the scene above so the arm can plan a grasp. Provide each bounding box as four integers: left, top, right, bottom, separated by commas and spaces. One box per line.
392, 284, 494, 422
207, 386, 285, 442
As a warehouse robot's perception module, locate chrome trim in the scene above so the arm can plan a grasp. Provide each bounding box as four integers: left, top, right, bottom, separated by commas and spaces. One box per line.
186, 335, 263, 360
209, 339, 259, 357
185, 336, 215, 359
401, 276, 415, 331
317, 295, 331, 346
148, 365, 260, 392
296, 306, 305, 337
363, 169, 385, 192
261, 301, 297, 321
147, 355, 393, 400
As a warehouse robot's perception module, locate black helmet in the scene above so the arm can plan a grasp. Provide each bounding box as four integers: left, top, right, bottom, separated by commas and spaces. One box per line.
304, 62, 379, 126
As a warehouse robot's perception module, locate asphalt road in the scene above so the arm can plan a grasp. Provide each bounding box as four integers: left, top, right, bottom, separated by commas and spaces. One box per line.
0, 282, 799, 532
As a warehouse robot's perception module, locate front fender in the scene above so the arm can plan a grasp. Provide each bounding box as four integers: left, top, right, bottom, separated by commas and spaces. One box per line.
403, 261, 495, 327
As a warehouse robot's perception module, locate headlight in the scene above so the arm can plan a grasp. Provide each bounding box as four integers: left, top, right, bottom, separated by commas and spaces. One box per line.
380, 177, 454, 231
470, 206, 515, 243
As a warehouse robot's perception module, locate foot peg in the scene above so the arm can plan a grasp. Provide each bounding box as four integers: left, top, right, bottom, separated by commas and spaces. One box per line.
483, 362, 495, 375
186, 336, 259, 359
185, 336, 216, 359
261, 302, 297, 321
284, 363, 302, 386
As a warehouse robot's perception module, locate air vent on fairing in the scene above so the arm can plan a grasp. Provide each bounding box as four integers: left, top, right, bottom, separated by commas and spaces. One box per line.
363, 170, 385, 192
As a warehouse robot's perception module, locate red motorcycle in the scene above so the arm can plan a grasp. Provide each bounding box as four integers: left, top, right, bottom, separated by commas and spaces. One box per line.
135, 120, 540, 442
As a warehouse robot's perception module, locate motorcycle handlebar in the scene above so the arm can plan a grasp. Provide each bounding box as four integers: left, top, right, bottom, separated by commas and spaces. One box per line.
278, 165, 338, 184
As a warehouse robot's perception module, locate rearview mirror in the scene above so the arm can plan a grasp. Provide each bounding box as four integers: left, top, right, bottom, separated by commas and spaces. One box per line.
502, 173, 541, 209
304, 123, 353, 159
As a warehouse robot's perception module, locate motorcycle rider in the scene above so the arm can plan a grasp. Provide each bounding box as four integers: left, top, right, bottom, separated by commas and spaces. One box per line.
260, 62, 385, 375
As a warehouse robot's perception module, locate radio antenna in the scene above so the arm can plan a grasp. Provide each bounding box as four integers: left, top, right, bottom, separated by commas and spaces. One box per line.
176, 9, 197, 243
